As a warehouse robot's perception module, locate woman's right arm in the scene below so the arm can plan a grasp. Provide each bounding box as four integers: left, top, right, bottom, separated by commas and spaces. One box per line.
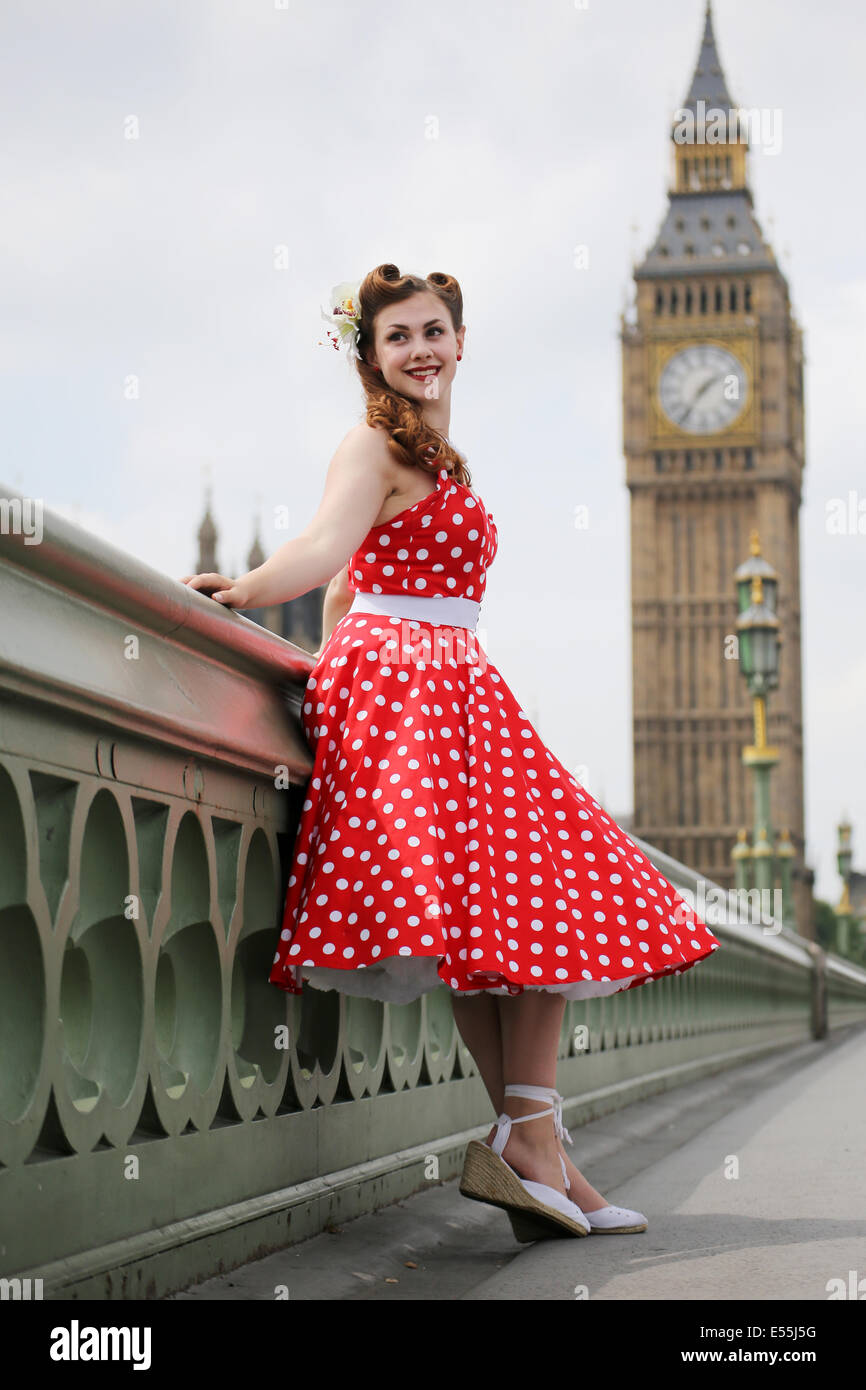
181, 425, 392, 609
245, 428, 393, 608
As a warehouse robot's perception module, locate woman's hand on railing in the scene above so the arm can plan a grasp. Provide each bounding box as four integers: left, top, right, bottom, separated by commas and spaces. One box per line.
178, 573, 254, 609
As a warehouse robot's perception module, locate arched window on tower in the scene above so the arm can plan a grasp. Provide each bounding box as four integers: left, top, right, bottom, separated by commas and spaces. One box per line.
715, 285, 723, 312
729, 283, 738, 312
670, 287, 678, 314
685, 286, 693, 313
744, 282, 752, 312
700, 285, 707, 313
655, 287, 664, 314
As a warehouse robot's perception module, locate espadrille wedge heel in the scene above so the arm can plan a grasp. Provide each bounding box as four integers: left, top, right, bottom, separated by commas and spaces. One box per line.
459, 1084, 591, 1241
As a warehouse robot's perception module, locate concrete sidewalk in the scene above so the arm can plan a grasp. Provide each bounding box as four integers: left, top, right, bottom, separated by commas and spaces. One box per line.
169, 1024, 866, 1301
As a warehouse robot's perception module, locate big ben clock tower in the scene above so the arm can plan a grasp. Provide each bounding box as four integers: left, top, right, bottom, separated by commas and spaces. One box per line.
621, 2, 811, 929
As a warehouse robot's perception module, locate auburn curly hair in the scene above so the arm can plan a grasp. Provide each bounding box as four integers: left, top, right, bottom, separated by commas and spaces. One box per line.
353, 263, 471, 488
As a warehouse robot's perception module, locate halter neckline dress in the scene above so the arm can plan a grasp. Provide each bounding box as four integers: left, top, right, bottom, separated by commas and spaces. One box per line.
268, 460, 720, 1004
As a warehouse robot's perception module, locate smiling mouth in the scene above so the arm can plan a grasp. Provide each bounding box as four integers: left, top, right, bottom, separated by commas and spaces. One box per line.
405, 365, 441, 378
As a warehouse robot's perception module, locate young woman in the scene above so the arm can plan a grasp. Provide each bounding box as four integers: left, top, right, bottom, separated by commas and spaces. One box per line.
181, 263, 721, 1242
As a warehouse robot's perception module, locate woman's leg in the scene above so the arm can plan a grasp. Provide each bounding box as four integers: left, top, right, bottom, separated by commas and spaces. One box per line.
450, 994, 502, 1146
493, 990, 570, 1193
451, 988, 566, 1192
500, 994, 608, 1211
452, 989, 608, 1210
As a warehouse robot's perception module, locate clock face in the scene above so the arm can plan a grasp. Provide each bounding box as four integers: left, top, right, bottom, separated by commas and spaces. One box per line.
658, 343, 748, 433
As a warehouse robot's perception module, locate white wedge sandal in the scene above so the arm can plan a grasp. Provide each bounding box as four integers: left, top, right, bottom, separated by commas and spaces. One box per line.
460, 1084, 591, 1241
460, 1083, 649, 1239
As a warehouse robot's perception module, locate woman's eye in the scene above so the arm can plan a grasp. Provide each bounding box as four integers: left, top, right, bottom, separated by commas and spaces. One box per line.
387, 327, 444, 342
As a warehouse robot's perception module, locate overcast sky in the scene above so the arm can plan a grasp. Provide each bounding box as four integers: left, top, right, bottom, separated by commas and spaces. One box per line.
2, 0, 864, 908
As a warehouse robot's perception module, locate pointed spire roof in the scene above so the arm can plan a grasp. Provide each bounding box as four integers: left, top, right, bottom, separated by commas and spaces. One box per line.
682, 1, 735, 116
195, 476, 220, 573
197, 484, 217, 546
247, 494, 266, 571
247, 519, 265, 571
635, 1, 781, 281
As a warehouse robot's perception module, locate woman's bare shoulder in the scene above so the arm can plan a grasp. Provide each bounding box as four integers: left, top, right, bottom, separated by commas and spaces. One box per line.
331, 421, 401, 500
339, 419, 393, 459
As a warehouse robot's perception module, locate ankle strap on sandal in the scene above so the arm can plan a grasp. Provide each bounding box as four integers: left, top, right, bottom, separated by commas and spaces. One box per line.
502, 1084, 574, 1147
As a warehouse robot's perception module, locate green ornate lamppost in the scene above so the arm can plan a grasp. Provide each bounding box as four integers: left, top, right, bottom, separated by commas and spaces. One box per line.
732, 531, 795, 928
834, 817, 854, 957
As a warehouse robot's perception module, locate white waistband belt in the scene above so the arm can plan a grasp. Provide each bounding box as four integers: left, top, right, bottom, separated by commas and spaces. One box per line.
347, 589, 480, 631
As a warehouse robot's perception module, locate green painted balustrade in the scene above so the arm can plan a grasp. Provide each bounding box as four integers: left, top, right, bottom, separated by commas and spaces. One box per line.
1, 483, 865, 1299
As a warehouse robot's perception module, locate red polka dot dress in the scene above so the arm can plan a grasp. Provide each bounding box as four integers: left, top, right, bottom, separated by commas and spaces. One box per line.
268, 463, 720, 1003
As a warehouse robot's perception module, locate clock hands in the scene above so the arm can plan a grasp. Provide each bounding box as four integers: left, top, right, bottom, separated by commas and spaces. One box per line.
684, 371, 720, 410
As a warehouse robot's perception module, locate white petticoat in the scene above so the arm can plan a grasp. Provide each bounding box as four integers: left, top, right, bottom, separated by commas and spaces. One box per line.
301, 957, 645, 1006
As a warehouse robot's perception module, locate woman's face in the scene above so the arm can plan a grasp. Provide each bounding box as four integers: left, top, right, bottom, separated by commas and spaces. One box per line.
368, 290, 465, 401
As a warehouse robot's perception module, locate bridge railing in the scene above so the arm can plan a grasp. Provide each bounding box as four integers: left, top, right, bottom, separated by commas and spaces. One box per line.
1, 485, 865, 1300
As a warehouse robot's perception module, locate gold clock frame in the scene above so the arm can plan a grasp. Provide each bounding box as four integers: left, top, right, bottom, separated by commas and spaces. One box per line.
649, 335, 756, 444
